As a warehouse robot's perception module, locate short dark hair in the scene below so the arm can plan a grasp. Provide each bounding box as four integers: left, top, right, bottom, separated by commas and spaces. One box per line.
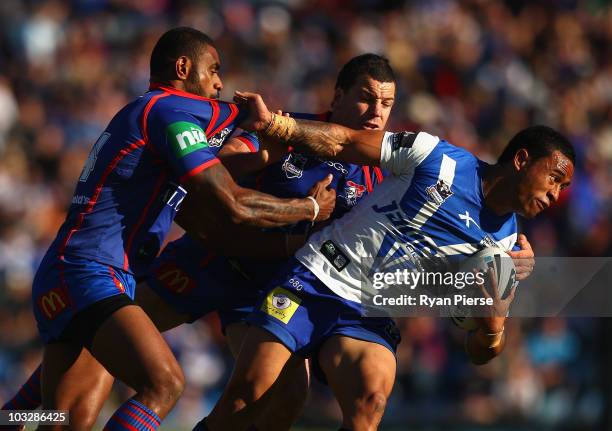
150, 27, 215, 80
498, 125, 575, 166
335, 54, 395, 92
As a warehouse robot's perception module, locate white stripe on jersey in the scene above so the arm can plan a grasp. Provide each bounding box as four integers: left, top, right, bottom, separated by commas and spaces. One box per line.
296, 132, 444, 303
436, 233, 517, 256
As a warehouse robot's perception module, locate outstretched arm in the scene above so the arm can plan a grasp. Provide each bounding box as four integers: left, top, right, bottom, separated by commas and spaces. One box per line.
235, 91, 385, 166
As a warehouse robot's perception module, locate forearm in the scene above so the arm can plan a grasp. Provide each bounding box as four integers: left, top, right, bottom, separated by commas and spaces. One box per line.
465, 328, 506, 365
231, 188, 316, 227
261, 116, 384, 165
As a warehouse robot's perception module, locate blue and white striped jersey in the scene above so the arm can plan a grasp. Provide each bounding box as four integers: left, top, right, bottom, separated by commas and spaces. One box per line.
295, 131, 518, 303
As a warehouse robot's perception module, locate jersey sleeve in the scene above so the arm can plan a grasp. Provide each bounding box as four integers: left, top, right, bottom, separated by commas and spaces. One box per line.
379, 131, 440, 176
233, 130, 260, 153
147, 106, 220, 183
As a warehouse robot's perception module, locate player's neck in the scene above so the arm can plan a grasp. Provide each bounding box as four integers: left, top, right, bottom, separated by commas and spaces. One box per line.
481, 164, 516, 216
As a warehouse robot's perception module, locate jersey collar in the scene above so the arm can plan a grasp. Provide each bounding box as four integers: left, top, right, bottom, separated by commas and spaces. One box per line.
148, 83, 218, 102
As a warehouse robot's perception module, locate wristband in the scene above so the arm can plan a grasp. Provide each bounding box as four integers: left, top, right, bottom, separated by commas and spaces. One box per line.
306, 196, 319, 221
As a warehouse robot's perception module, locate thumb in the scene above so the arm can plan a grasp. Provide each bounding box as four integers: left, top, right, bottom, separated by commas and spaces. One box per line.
324, 174, 333, 186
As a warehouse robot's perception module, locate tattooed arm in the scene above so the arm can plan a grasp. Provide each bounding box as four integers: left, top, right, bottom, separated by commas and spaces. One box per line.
235, 91, 386, 166
177, 161, 335, 230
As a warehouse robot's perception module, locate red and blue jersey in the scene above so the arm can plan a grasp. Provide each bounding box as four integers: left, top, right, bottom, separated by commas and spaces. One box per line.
44, 84, 250, 276
254, 112, 386, 233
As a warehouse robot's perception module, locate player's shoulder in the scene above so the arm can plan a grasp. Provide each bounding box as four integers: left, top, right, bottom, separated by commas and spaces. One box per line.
411, 131, 479, 168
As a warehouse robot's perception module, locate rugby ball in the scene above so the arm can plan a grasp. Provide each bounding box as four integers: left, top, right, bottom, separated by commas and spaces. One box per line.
450, 247, 516, 331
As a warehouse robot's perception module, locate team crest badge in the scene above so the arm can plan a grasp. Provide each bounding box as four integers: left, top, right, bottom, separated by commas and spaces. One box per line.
344, 180, 366, 206
426, 180, 453, 205
209, 127, 232, 147
282, 153, 308, 179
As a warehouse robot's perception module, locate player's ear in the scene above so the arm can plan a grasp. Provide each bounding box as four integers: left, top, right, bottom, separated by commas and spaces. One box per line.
513, 148, 529, 171
175, 55, 192, 81
331, 88, 344, 110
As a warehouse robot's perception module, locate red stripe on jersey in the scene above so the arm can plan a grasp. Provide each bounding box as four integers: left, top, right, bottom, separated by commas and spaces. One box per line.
179, 158, 221, 183
205, 101, 220, 137
209, 103, 239, 138
149, 83, 218, 102
108, 266, 125, 292
142, 93, 170, 144
362, 166, 373, 193
123, 171, 168, 270
236, 135, 257, 153
58, 140, 146, 257
373, 167, 384, 184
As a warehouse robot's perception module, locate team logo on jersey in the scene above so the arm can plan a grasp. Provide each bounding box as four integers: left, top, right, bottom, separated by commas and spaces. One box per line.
167, 121, 208, 158
426, 180, 453, 205
282, 153, 308, 179
458, 210, 480, 229
261, 287, 301, 324
208, 127, 231, 147
38, 287, 70, 320
344, 181, 366, 206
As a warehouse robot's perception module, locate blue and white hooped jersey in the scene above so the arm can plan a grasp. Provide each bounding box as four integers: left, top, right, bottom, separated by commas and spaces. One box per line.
295, 131, 518, 303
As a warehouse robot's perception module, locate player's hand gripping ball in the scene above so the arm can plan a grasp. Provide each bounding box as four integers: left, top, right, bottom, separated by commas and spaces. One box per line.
451, 247, 517, 331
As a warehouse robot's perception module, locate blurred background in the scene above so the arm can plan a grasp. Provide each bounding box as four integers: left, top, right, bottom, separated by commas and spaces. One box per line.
0, 0, 610, 429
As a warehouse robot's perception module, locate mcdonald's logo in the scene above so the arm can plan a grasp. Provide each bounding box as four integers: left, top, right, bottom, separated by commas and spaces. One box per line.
153, 261, 196, 295
38, 288, 69, 320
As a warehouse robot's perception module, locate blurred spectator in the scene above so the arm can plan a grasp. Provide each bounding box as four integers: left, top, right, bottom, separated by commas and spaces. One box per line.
0, 0, 609, 429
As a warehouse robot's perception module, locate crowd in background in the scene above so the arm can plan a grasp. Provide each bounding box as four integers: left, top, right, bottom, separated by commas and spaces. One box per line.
0, 0, 610, 429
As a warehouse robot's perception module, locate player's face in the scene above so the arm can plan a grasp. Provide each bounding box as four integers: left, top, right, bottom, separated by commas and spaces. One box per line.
330, 75, 395, 130
185, 45, 223, 99
516, 150, 574, 218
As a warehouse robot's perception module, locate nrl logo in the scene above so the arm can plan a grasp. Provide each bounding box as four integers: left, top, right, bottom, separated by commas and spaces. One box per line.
426, 179, 453, 205
209, 127, 232, 147
282, 153, 308, 179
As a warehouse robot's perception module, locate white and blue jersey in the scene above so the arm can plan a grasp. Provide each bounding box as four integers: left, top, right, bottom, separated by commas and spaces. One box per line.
246, 131, 518, 361
296, 131, 518, 303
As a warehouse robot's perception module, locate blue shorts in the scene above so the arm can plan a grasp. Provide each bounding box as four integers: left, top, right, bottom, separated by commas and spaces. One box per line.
146, 235, 262, 330
247, 258, 401, 357
32, 254, 136, 344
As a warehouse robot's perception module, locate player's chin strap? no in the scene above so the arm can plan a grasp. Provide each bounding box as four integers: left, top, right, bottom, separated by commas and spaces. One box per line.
306, 195, 320, 222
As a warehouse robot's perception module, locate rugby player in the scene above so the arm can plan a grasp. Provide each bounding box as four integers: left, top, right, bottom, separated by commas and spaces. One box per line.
204, 94, 572, 430
3, 54, 536, 430
2, 53, 397, 431
26, 27, 338, 431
